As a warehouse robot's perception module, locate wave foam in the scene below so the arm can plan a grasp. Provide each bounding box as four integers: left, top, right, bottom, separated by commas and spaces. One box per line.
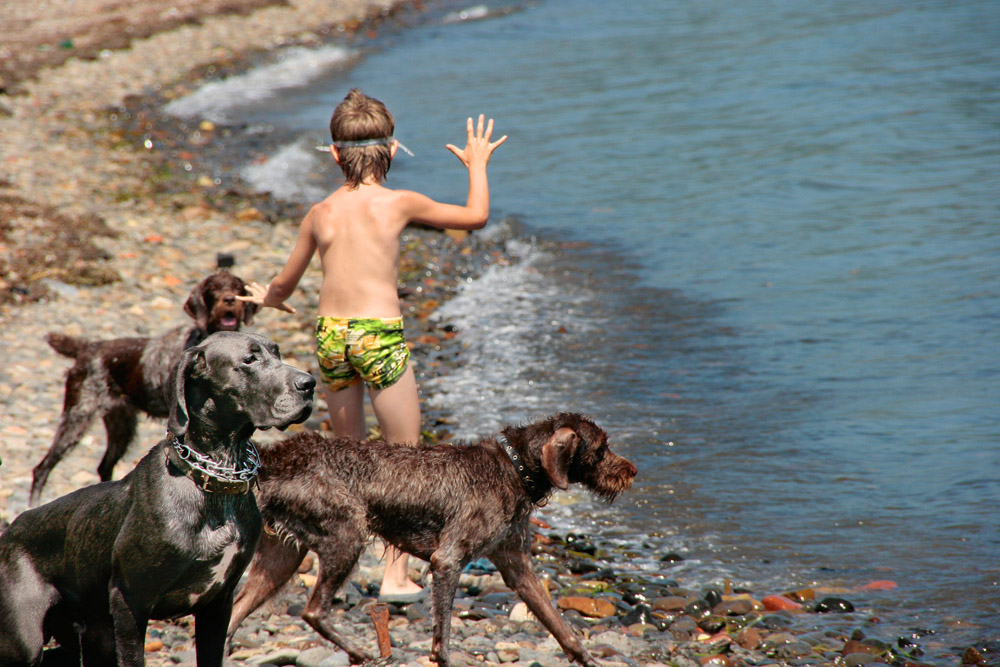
164, 46, 357, 122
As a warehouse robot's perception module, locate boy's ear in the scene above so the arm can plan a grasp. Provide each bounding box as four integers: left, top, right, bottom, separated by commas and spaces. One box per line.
329, 145, 341, 164
389, 140, 399, 158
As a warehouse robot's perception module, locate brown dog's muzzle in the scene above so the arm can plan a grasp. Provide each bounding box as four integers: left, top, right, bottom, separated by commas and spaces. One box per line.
592, 451, 637, 503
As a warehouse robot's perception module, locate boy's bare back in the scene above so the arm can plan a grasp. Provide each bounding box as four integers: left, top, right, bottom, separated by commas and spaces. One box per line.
309, 183, 414, 318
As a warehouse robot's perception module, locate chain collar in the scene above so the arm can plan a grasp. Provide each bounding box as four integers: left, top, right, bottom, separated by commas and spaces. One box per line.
167, 435, 261, 495
498, 434, 539, 498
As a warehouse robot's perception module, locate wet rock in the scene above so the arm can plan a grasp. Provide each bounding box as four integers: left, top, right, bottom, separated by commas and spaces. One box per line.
714, 597, 755, 616
682, 598, 711, 620
508, 601, 537, 623
814, 596, 855, 613
556, 596, 617, 618
701, 588, 723, 608
296, 647, 347, 667
567, 558, 602, 575
699, 616, 729, 634
736, 626, 763, 650
249, 649, 301, 665
843, 653, 878, 666
962, 646, 989, 665
762, 594, 803, 612
782, 587, 814, 602
621, 603, 655, 627
650, 595, 689, 612
770, 640, 813, 660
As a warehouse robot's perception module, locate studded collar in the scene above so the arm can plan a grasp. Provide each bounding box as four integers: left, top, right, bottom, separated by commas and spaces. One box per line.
498, 433, 541, 499
166, 436, 260, 495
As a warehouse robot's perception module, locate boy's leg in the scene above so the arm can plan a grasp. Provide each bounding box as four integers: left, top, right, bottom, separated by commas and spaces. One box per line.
323, 383, 366, 440
369, 364, 424, 597
368, 364, 421, 445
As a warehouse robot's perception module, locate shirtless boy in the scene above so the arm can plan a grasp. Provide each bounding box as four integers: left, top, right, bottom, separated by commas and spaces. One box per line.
241, 88, 506, 599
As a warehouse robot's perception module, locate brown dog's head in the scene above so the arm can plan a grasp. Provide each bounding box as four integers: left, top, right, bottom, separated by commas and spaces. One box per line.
511, 413, 637, 503
183, 271, 259, 333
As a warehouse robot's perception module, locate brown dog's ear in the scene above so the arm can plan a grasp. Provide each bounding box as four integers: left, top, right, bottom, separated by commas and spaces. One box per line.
540, 427, 580, 490
183, 276, 212, 330
167, 347, 204, 437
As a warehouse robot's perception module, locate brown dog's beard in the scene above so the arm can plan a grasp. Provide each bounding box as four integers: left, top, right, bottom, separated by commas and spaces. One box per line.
587, 452, 637, 503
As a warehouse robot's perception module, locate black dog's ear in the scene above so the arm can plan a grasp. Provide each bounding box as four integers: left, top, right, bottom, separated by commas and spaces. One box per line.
540, 428, 580, 490
168, 347, 204, 437
183, 276, 212, 330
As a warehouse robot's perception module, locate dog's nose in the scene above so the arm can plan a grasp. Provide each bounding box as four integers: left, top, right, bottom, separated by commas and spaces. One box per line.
296, 374, 317, 393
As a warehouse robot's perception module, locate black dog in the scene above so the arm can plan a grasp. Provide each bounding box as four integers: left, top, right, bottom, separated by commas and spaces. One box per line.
0, 332, 315, 667
30, 271, 259, 506
227, 413, 637, 667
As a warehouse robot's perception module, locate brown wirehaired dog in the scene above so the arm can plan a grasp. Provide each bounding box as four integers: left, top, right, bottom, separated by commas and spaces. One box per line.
227, 413, 637, 667
30, 271, 259, 506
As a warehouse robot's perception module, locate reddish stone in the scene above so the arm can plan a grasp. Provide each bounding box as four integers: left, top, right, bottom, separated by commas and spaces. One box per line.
736, 627, 763, 650
859, 580, 898, 591
556, 596, 616, 618
842, 640, 879, 656
761, 595, 803, 611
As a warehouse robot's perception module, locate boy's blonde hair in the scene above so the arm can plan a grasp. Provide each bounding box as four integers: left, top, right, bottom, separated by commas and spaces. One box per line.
329, 88, 395, 189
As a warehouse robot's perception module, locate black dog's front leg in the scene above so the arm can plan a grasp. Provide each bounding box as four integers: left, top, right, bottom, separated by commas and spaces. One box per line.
195, 592, 236, 667
492, 548, 600, 667
109, 584, 149, 667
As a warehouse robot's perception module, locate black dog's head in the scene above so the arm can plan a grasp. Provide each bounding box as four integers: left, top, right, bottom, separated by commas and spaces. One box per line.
183, 271, 260, 333
511, 413, 637, 503
168, 332, 315, 440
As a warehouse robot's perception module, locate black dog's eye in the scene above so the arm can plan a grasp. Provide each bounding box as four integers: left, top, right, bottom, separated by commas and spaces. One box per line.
242, 354, 257, 365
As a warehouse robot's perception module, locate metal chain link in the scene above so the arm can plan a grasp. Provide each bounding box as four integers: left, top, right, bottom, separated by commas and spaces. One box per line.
171, 436, 260, 483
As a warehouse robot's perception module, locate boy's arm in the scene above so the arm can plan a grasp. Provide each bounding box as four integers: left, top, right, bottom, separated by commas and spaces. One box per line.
238, 208, 318, 313
404, 115, 506, 230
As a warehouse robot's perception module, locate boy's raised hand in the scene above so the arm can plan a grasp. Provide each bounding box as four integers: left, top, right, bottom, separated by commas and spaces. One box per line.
446, 114, 507, 167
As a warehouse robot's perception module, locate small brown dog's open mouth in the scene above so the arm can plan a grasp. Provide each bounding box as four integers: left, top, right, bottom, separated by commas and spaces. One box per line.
219, 315, 240, 329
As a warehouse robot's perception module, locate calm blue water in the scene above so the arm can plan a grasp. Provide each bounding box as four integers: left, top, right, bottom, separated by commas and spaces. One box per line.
166, 0, 1000, 657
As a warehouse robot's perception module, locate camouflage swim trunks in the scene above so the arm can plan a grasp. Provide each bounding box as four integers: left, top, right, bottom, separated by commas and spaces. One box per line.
315, 316, 410, 392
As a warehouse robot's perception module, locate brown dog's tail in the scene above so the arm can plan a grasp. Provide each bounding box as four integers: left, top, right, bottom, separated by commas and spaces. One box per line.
46, 332, 87, 359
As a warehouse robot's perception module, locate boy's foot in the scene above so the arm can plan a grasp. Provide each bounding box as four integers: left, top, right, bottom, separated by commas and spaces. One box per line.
377, 588, 428, 605
378, 577, 423, 598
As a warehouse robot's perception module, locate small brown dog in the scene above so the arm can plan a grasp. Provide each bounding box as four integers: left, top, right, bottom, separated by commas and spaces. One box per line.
29, 271, 259, 506
228, 413, 637, 667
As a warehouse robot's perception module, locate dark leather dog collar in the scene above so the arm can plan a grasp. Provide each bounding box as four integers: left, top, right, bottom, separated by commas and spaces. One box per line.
167, 436, 260, 495
498, 434, 538, 497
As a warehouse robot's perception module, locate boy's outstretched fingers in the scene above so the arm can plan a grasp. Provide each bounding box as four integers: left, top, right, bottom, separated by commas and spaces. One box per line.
237, 282, 296, 313
446, 115, 507, 164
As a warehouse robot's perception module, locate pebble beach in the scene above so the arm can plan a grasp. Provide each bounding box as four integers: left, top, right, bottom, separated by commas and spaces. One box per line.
0, 2, 994, 666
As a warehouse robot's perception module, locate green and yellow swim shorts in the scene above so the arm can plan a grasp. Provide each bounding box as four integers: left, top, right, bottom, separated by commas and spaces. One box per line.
315, 316, 410, 392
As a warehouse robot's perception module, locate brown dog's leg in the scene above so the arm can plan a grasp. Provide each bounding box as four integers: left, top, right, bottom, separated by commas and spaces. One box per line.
301, 541, 373, 665
229, 531, 307, 639
97, 404, 137, 481
30, 370, 97, 506
492, 548, 599, 667
427, 549, 465, 667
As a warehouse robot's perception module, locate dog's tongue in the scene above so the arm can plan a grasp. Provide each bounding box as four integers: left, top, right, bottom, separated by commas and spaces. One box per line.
220, 316, 239, 329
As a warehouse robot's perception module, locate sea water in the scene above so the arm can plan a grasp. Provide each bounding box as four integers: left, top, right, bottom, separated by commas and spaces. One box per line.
166, 0, 1000, 656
